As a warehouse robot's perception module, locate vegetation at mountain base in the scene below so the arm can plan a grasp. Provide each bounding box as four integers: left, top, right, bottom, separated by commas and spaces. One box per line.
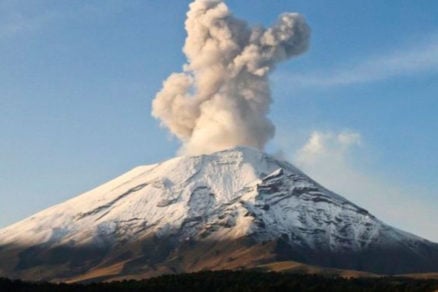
1, 271, 438, 292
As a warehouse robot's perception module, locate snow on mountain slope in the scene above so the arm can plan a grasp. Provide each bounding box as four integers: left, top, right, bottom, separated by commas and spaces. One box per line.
0, 147, 277, 245
0, 146, 437, 280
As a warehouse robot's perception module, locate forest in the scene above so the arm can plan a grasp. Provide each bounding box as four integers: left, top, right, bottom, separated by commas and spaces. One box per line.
1, 271, 437, 292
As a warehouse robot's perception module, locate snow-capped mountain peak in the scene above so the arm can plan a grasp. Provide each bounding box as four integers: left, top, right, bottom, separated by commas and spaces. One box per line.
0, 147, 437, 281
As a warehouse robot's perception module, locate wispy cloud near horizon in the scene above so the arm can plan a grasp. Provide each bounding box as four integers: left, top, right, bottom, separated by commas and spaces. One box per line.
275, 35, 438, 88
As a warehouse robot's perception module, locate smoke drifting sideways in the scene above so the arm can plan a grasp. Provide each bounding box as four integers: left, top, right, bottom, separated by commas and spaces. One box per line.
152, 0, 310, 155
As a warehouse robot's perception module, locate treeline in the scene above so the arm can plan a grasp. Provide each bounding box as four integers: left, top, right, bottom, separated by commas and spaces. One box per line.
1, 271, 438, 292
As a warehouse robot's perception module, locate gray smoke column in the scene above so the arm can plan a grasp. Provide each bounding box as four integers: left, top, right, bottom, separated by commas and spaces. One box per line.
152, 0, 310, 155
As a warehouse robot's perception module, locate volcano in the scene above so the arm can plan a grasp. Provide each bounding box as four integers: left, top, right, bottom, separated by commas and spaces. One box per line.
1, 147, 437, 282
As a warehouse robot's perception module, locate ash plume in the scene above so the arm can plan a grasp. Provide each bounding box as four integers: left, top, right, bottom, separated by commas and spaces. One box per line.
152, 0, 310, 155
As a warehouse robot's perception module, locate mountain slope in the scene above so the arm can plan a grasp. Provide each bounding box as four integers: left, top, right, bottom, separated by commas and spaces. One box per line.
0, 147, 437, 282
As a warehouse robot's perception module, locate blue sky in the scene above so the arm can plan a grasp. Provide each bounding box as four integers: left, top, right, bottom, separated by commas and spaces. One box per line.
1, 0, 437, 240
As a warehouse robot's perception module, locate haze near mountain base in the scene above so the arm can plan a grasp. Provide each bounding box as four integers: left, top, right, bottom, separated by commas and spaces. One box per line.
152, 0, 310, 155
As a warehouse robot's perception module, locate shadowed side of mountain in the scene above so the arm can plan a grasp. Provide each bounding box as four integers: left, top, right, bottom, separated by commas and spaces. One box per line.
273, 237, 438, 275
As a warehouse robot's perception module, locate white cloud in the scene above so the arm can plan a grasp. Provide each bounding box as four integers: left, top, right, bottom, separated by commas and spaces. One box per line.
275, 36, 438, 88
295, 131, 361, 166
291, 130, 438, 242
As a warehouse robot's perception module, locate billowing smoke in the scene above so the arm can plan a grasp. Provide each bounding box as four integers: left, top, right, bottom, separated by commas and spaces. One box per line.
152, 0, 310, 155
